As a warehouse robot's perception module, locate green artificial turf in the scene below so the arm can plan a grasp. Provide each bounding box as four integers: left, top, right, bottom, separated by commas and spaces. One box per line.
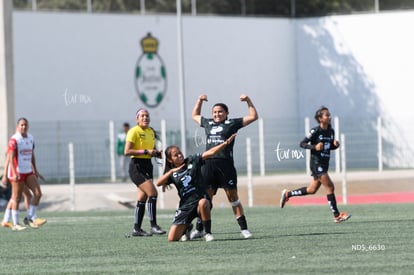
1, 204, 413, 274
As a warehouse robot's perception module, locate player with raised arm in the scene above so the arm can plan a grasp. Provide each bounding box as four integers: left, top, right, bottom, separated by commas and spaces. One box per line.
191, 94, 258, 239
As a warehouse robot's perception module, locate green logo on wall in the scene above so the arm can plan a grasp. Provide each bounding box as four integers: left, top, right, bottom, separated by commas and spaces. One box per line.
134, 33, 167, 108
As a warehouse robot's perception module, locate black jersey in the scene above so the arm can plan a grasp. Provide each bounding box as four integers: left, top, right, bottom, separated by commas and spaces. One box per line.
200, 117, 244, 160
166, 154, 208, 207
300, 126, 339, 167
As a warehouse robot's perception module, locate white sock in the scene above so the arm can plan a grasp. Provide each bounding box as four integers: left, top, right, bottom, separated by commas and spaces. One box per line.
27, 204, 35, 220
11, 210, 19, 226
3, 208, 11, 223
30, 205, 38, 220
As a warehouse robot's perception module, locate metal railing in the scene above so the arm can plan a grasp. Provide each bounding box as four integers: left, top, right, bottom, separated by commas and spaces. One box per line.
29, 116, 414, 184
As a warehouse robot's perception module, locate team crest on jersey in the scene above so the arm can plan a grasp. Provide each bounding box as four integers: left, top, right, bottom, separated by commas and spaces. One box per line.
134, 33, 167, 108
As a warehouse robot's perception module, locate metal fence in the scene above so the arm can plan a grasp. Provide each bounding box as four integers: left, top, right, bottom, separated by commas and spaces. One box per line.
13, 0, 414, 17
29, 116, 413, 184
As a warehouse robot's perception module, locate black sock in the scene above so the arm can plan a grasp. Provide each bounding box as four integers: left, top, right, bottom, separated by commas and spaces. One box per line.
203, 220, 212, 234
327, 194, 340, 217
147, 196, 158, 227
195, 217, 204, 231
289, 187, 308, 197
237, 215, 248, 231
185, 223, 193, 235
134, 201, 146, 230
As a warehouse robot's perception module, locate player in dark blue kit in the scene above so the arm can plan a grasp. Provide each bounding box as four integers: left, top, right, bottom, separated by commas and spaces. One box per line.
191, 94, 258, 239
157, 134, 237, 242
280, 106, 351, 223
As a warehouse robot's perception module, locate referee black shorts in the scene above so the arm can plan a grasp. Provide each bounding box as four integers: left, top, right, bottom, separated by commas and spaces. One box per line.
128, 158, 153, 187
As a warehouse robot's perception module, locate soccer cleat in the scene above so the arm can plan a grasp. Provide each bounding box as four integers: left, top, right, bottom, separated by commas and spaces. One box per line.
190, 230, 205, 240
12, 224, 27, 231
180, 234, 189, 242
204, 233, 214, 242
180, 223, 193, 242
280, 189, 290, 208
1, 221, 13, 228
132, 228, 152, 237
24, 217, 39, 229
150, 225, 166, 235
334, 212, 351, 224
241, 229, 253, 239
33, 218, 47, 226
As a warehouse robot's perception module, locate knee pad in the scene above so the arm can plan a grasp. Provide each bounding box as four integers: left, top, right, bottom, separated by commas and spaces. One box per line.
230, 199, 240, 207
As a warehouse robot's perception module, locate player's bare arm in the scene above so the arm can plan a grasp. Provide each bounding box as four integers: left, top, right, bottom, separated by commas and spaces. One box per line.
192, 94, 208, 125
156, 163, 185, 191
202, 134, 236, 160
240, 94, 258, 126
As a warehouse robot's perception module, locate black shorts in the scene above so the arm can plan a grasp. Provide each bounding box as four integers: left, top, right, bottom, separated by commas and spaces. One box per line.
201, 159, 238, 193
129, 158, 153, 187
310, 161, 329, 179
172, 201, 199, 225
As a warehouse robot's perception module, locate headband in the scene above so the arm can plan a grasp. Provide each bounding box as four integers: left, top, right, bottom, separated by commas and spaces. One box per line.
135, 108, 149, 118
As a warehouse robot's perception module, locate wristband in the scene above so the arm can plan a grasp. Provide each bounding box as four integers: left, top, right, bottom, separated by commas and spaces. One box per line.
144, 149, 149, 155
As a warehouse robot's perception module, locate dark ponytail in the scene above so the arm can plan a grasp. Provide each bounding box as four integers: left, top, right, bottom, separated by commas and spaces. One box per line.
314, 106, 328, 123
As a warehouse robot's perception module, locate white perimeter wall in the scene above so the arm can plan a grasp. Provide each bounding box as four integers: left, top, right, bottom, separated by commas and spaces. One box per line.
296, 12, 414, 167
12, 11, 414, 167
13, 12, 296, 122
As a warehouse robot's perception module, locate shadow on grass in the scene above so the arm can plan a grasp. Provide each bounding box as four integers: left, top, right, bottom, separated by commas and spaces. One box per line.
349, 219, 414, 224
278, 231, 352, 237
38, 198, 69, 210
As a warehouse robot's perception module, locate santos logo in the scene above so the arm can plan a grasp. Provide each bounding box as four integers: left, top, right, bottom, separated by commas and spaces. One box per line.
134, 33, 167, 108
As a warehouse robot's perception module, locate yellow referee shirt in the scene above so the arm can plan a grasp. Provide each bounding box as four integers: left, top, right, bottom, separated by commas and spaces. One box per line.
126, 126, 155, 159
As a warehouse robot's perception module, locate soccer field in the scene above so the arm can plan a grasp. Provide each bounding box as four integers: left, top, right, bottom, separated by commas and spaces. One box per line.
1, 204, 413, 274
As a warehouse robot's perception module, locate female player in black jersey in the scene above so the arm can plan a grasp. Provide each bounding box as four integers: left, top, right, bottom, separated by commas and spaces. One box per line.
157, 134, 236, 242
191, 94, 258, 239
279, 106, 351, 223
124, 108, 166, 236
